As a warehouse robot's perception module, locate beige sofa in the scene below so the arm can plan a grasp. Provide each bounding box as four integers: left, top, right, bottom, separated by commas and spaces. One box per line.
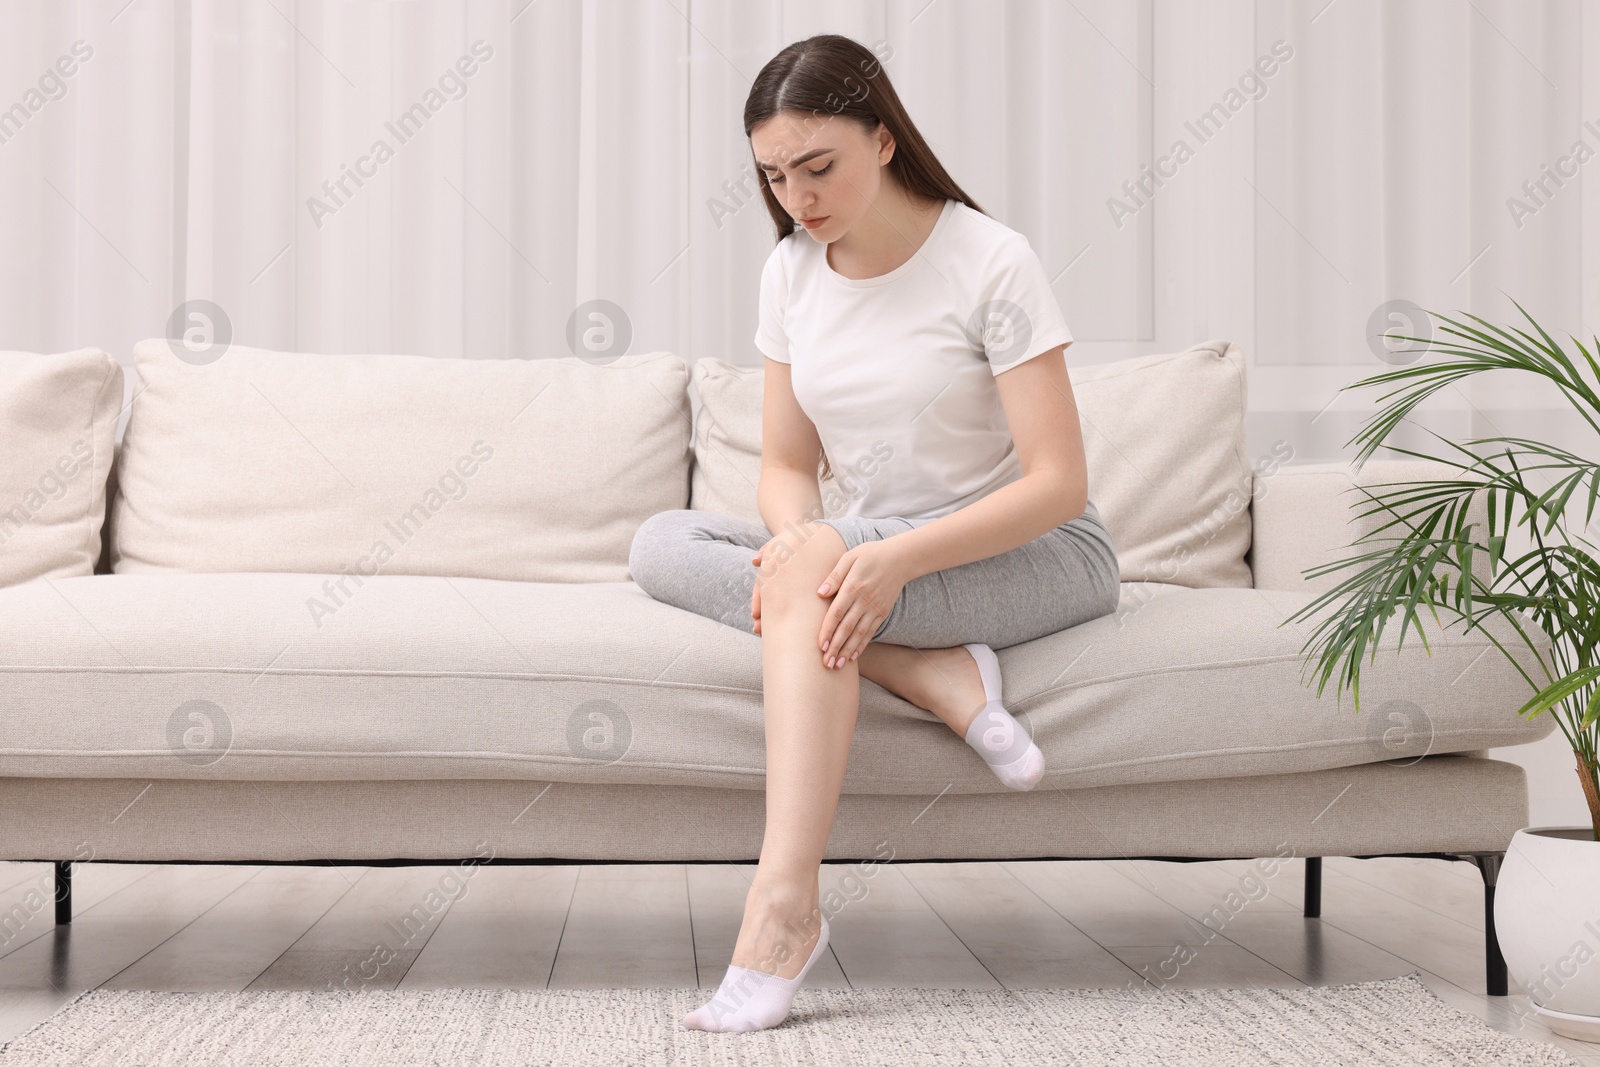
0, 337, 1554, 997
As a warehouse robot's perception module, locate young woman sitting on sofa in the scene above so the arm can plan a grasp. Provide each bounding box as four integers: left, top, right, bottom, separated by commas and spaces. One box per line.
627, 32, 1120, 1034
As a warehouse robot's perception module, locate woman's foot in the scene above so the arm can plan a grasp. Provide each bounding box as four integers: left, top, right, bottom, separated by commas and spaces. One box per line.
861, 643, 1045, 789
729, 883, 823, 977
904, 644, 991, 736
958, 643, 1046, 791
683, 882, 829, 1032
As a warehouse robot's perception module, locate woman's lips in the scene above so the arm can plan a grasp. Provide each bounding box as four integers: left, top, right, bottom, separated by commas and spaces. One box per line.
800, 216, 828, 229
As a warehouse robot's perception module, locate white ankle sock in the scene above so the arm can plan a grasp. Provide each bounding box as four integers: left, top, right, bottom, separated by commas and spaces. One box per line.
683, 916, 830, 1032
961, 642, 1045, 791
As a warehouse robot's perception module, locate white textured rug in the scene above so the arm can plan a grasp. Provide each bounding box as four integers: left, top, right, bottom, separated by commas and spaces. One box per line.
0, 972, 1577, 1066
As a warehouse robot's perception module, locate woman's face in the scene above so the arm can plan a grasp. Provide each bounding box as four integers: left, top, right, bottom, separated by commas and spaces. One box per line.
750, 111, 891, 241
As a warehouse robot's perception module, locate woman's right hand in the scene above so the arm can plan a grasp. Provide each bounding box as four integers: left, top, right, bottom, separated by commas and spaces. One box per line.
750, 528, 802, 636
751, 521, 828, 636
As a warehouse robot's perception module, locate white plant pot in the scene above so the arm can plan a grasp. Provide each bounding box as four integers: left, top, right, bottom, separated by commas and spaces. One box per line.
1496, 825, 1600, 1042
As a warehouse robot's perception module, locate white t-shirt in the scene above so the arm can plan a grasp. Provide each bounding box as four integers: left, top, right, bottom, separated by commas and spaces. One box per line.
754, 197, 1073, 522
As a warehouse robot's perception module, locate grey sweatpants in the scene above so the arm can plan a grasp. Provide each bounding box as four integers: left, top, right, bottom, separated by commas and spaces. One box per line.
628, 501, 1121, 650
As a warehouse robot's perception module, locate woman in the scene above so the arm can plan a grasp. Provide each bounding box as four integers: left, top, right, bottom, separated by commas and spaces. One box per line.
627, 33, 1120, 1033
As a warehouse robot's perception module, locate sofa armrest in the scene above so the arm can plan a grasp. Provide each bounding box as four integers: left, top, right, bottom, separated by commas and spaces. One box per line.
1248, 458, 1490, 594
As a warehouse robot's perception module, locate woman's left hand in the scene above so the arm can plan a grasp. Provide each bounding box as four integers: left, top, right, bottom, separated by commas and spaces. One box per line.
815, 541, 911, 668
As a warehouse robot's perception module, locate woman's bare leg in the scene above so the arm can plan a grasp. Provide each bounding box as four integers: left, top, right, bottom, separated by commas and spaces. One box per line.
853, 643, 991, 737
730, 532, 993, 980
728, 522, 859, 979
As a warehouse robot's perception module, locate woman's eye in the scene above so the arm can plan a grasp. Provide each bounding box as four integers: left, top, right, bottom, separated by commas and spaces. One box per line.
768, 163, 831, 185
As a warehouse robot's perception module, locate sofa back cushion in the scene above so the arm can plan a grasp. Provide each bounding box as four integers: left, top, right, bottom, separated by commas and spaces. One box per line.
690, 339, 1252, 589
0, 348, 123, 587
691, 359, 856, 523
110, 339, 691, 583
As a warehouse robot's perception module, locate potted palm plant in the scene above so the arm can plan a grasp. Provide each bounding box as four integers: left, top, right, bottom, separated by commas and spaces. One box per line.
1285, 297, 1600, 1040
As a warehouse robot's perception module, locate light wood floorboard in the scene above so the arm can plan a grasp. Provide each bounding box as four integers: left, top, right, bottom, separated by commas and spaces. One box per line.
0, 857, 1596, 1062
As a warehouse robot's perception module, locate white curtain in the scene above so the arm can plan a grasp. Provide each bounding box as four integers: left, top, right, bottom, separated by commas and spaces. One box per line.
0, 0, 1591, 462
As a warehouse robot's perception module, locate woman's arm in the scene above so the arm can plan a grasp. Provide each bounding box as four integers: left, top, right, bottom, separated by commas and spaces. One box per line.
888, 344, 1090, 582
756, 356, 827, 537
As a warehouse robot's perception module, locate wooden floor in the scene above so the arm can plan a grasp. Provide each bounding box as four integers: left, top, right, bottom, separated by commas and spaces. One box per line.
0, 855, 1594, 1061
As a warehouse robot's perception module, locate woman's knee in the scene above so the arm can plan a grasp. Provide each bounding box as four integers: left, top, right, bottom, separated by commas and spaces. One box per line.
628, 509, 697, 590
758, 522, 846, 611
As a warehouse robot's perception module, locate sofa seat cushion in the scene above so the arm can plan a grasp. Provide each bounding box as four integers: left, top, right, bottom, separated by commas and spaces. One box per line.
0, 574, 1552, 794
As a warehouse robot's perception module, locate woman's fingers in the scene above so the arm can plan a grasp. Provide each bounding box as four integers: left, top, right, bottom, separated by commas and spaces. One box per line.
846, 614, 878, 665
820, 592, 852, 660
750, 545, 766, 634
831, 587, 892, 667
823, 602, 879, 668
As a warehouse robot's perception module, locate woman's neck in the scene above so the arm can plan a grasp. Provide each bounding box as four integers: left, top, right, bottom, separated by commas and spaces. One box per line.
825, 188, 947, 280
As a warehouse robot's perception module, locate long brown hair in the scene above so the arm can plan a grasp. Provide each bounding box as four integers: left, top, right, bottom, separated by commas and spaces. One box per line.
744, 33, 984, 484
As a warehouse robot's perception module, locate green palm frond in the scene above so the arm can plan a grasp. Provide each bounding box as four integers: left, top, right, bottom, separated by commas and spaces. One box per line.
1282, 298, 1600, 817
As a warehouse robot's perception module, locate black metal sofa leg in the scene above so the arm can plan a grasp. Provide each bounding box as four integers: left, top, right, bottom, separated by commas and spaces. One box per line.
1304, 854, 1506, 997
1472, 853, 1507, 996
54, 861, 72, 925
